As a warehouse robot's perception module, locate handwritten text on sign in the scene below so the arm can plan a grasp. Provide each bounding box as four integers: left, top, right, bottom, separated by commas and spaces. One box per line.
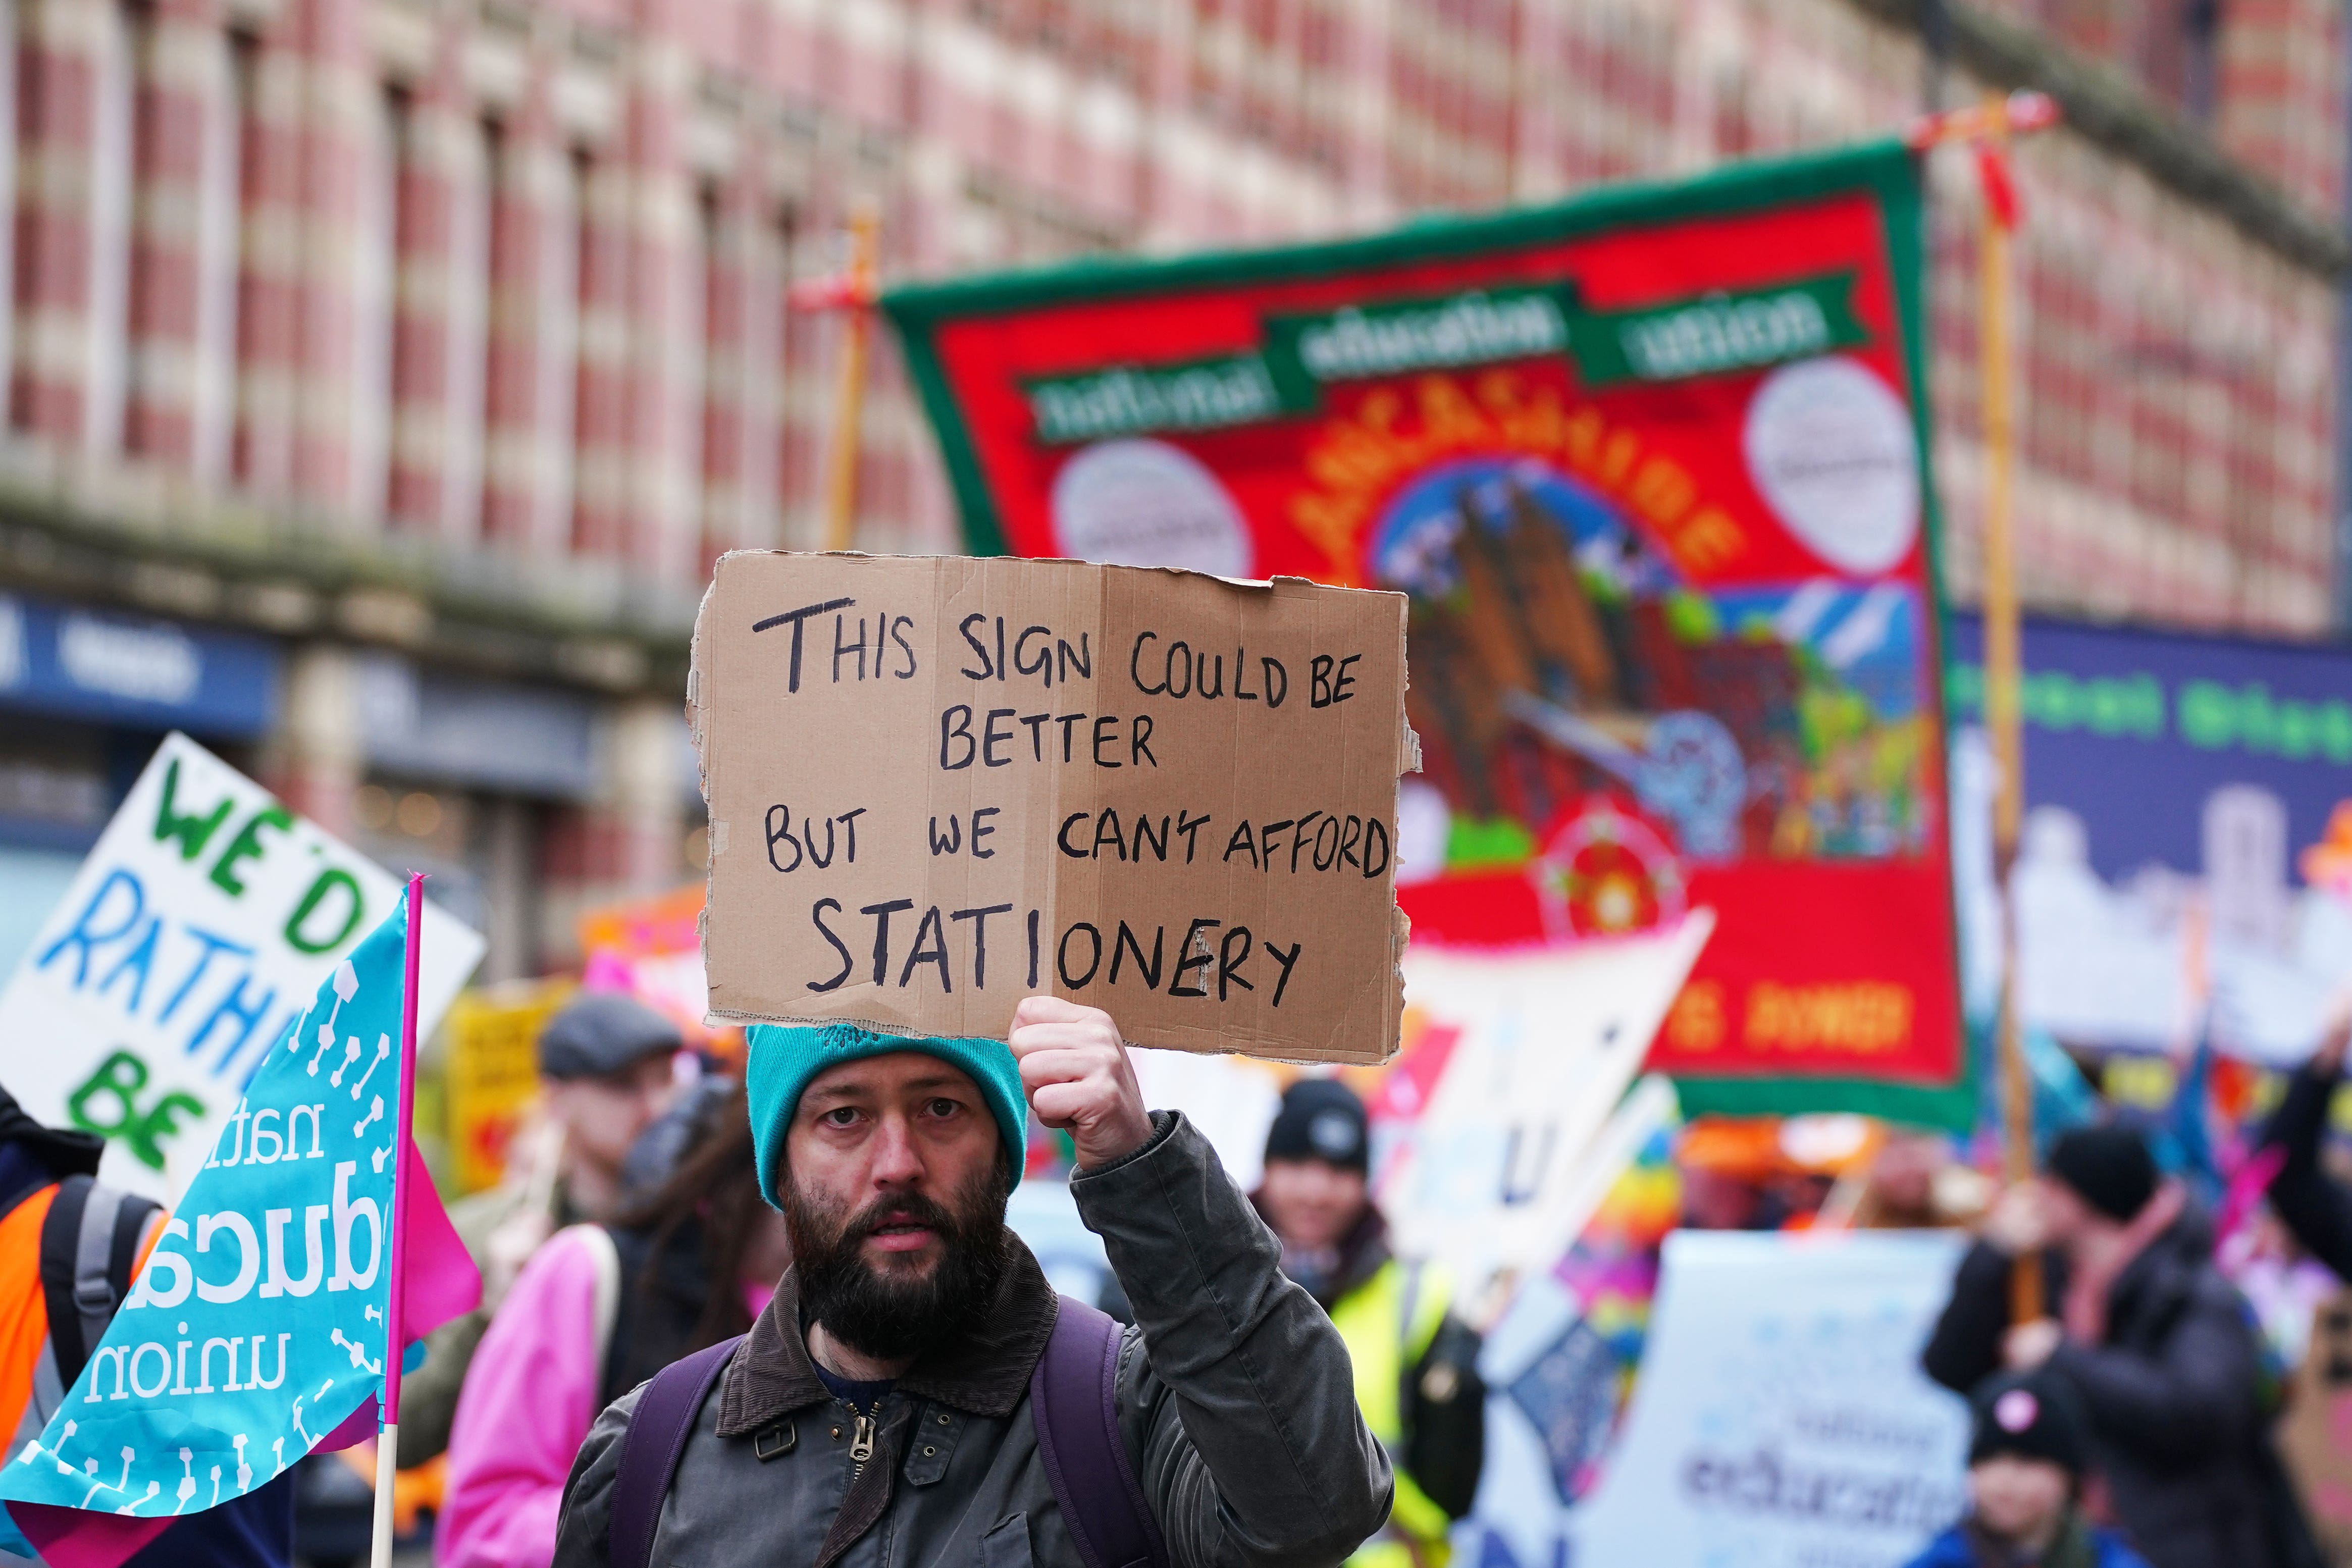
692, 553, 1412, 1063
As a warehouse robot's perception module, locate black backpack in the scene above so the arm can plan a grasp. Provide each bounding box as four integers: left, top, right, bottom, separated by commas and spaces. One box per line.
605, 1294, 1167, 1568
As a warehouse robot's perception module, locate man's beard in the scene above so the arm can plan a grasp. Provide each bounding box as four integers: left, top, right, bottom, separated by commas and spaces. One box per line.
782, 1161, 1013, 1362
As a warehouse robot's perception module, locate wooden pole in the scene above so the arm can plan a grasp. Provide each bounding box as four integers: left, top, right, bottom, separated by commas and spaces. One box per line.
369, 874, 427, 1568
820, 203, 881, 553
1977, 98, 2043, 1328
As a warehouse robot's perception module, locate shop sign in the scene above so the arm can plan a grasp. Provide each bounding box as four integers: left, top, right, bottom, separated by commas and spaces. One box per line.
0, 594, 280, 737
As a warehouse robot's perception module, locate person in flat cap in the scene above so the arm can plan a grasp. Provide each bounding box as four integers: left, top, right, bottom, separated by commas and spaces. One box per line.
1922, 1122, 2320, 1568
396, 990, 684, 1468
1904, 1368, 2149, 1568
1253, 1077, 1485, 1568
552, 996, 1391, 1568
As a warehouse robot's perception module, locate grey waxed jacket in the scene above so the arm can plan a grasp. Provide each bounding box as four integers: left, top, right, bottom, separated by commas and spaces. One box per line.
551, 1111, 1393, 1568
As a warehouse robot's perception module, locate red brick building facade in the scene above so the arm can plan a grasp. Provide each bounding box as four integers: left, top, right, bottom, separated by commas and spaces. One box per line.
0, 0, 2340, 974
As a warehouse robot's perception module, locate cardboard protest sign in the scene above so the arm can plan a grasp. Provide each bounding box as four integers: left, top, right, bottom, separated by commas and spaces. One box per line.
691, 551, 1412, 1062
884, 138, 1968, 1126
0, 734, 484, 1200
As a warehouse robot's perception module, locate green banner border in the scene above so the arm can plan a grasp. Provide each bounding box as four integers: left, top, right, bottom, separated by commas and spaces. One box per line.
883, 137, 1973, 1130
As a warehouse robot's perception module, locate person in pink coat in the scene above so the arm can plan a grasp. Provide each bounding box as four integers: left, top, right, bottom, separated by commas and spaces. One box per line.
437, 1085, 789, 1568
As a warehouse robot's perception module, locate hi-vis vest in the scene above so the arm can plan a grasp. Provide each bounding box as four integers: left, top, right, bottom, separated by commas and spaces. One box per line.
0, 1175, 164, 1564
1329, 1257, 1454, 1568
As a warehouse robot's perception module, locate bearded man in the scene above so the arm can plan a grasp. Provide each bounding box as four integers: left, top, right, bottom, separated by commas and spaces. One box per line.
552, 996, 1392, 1568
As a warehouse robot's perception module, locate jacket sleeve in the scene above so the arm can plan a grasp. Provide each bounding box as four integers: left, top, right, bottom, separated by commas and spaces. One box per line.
1071, 1111, 1393, 1568
2044, 1278, 2259, 1464
436, 1228, 609, 1568
2260, 1063, 2352, 1281
549, 1387, 640, 1568
1921, 1239, 2016, 1395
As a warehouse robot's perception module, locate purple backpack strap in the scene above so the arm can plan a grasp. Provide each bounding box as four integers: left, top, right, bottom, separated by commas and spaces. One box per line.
607, 1333, 744, 1568
1031, 1296, 1169, 1568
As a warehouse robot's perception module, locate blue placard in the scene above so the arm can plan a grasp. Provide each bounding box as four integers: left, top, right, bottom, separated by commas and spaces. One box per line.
1946, 613, 2352, 888
0, 594, 280, 737
1946, 612, 2352, 1061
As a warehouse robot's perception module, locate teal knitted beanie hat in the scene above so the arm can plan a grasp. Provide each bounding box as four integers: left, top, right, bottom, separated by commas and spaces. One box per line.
744, 1021, 1029, 1208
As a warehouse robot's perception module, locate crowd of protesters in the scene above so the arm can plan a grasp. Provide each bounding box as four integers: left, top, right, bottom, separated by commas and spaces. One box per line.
16, 991, 2352, 1568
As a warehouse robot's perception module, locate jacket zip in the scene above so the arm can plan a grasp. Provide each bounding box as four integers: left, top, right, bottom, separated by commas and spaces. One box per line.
848, 1407, 877, 1472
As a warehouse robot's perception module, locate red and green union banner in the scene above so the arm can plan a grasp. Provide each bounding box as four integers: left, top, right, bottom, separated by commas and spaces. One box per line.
884, 140, 1969, 1127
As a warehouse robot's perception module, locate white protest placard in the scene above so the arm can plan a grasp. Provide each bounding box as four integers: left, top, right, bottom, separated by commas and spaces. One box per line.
0, 733, 484, 1199
1380, 914, 1713, 1309
1528, 1230, 1969, 1568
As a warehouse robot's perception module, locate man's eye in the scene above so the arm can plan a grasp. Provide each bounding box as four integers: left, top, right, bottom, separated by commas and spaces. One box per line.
927, 1099, 960, 1118
821, 1107, 859, 1127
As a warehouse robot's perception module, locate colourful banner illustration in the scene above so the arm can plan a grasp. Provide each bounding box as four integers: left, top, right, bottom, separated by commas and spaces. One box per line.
885, 140, 1964, 1124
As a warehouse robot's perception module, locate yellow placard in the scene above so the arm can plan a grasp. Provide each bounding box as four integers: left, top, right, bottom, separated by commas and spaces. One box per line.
444, 978, 571, 1193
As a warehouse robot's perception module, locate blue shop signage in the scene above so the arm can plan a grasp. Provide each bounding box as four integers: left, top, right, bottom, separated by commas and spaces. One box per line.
0, 593, 280, 737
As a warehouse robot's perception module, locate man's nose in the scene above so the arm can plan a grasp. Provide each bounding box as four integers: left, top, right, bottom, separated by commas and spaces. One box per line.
867, 1114, 927, 1187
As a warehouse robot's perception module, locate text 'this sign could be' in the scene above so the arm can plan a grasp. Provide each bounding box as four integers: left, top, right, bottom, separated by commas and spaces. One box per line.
691, 552, 1414, 1063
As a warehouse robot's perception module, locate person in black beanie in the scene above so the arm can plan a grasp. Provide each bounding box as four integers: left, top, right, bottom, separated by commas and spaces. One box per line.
1252, 1078, 1484, 1568
1904, 1369, 2150, 1568
1921, 1123, 2320, 1568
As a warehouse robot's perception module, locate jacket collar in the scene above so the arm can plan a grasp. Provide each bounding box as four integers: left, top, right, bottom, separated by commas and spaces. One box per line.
715, 1230, 1058, 1437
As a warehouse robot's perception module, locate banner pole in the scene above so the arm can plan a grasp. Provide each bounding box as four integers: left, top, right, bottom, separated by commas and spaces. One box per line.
820, 202, 881, 553
370, 873, 427, 1568
1976, 99, 2042, 1327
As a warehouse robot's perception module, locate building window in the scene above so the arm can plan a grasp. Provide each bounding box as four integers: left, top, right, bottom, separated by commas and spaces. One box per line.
440, 115, 494, 541
190, 30, 251, 483
0, 0, 21, 408
228, 36, 271, 488
479, 116, 517, 541
689, 181, 719, 563
571, 146, 615, 555
533, 142, 582, 554
350, 82, 401, 523
86, 0, 147, 456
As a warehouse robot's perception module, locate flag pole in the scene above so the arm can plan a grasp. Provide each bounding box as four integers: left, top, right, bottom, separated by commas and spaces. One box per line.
370, 873, 426, 1568
1973, 100, 2042, 1330
1909, 88, 2057, 1331
816, 201, 880, 553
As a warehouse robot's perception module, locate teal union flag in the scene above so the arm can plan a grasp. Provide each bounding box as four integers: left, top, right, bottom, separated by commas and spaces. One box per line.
2, 889, 475, 1556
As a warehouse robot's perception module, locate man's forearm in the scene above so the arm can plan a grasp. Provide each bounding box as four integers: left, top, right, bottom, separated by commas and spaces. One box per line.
1073, 1112, 1390, 1567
